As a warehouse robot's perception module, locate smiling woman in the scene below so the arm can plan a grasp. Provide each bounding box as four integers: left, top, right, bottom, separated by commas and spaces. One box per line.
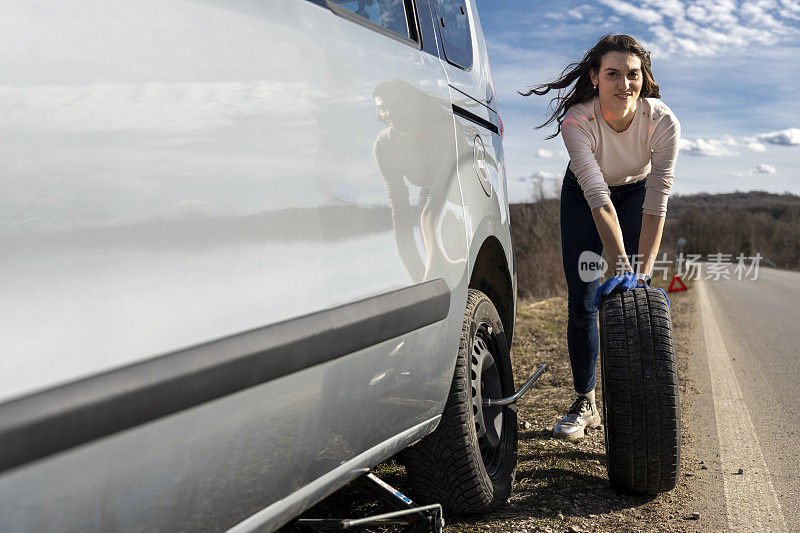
519, 34, 681, 442
521, 34, 662, 140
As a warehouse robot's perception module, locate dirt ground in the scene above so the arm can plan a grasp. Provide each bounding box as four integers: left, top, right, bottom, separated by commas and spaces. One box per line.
287, 274, 705, 532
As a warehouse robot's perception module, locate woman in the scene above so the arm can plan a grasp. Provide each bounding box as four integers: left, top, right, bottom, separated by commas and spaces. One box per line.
522, 34, 680, 439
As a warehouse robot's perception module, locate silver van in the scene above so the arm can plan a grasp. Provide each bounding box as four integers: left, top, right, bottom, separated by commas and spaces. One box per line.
0, 0, 519, 531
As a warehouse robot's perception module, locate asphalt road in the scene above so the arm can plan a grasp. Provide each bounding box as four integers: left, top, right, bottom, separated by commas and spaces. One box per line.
696, 265, 800, 531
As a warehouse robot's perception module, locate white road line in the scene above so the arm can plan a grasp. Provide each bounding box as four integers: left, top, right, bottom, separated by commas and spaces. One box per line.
697, 279, 787, 532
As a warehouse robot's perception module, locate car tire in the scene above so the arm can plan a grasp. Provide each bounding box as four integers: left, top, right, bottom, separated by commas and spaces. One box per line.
403, 288, 517, 515
599, 287, 680, 495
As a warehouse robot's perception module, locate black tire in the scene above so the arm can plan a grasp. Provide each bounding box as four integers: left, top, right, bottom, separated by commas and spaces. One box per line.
403, 289, 517, 515
599, 287, 680, 495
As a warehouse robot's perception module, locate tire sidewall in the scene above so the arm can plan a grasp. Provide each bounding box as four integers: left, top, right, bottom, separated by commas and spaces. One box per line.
466, 293, 517, 504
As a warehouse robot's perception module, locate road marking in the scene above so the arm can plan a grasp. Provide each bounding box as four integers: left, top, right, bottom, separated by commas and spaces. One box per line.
697, 279, 787, 532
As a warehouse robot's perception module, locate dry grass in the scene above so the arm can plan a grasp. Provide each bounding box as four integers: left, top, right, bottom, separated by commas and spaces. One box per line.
510, 201, 567, 300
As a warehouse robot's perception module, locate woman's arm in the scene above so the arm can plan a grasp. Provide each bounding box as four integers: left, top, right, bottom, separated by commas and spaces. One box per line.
592, 208, 666, 278
638, 213, 666, 277
642, 108, 680, 217
561, 107, 614, 212
638, 105, 679, 280
591, 204, 633, 274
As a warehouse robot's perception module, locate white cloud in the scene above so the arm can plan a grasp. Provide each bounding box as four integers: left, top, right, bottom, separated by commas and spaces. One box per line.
752, 163, 777, 174
685, 5, 708, 23
536, 149, 567, 158
731, 163, 778, 177
680, 129, 799, 157
544, 10, 585, 21
515, 170, 562, 182
597, 0, 664, 24
602, 0, 800, 57
781, 0, 800, 19
745, 141, 767, 152
755, 127, 800, 146
640, 0, 685, 19
680, 135, 739, 157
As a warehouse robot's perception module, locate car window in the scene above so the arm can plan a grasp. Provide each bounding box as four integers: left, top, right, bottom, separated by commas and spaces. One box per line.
329, 0, 414, 40
432, 0, 472, 69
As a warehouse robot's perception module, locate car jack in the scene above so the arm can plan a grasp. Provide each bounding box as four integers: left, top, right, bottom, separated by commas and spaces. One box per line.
290, 470, 444, 532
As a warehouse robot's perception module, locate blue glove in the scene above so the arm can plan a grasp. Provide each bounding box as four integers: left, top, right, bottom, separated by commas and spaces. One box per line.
593, 272, 638, 309
652, 287, 671, 308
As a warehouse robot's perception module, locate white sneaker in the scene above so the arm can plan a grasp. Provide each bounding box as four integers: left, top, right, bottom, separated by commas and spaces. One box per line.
553, 395, 601, 439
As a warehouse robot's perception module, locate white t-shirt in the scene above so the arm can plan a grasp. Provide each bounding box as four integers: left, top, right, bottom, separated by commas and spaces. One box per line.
561, 96, 681, 216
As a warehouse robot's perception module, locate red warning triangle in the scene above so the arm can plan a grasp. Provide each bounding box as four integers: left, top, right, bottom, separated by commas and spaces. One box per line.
668, 275, 688, 293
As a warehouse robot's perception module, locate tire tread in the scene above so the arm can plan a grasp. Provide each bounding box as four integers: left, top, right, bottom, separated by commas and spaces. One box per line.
600, 287, 680, 494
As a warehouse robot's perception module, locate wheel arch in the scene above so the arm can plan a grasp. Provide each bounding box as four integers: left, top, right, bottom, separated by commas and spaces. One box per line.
468, 235, 515, 344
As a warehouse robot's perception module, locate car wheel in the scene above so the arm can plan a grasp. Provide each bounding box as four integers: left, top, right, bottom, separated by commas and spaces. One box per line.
403, 288, 517, 514
599, 287, 680, 495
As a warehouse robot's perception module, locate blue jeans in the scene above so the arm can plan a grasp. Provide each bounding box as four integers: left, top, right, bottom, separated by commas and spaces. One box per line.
560, 165, 646, 394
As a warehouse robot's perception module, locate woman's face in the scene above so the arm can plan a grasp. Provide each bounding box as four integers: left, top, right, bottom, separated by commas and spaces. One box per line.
591, 51, 643, 117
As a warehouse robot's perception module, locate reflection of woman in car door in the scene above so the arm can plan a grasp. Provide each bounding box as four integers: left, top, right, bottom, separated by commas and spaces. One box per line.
523, 34, 680, 440
373, 78, 463, 283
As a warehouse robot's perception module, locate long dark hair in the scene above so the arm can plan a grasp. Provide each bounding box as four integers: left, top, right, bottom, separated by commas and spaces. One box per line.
521, 34, 661, 139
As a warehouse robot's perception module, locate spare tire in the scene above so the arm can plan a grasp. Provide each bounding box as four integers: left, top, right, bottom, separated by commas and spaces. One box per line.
403, 288, 517, 514
599, 287, 680, 495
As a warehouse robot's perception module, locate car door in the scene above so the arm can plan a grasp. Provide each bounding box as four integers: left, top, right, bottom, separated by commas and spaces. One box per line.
428, 0, 512, 260
0, 0, 469, 530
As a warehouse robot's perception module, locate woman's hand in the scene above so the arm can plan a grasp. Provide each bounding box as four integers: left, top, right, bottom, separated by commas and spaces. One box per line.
593, 271, 638, 309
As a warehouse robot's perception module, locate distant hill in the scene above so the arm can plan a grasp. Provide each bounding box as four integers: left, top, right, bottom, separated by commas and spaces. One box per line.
510, 190, 800, 298
666, 191, 800, 219
662, 191, 800, 270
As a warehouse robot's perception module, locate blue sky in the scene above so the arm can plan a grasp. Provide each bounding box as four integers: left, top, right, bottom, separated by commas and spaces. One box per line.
477, 0, 800, 203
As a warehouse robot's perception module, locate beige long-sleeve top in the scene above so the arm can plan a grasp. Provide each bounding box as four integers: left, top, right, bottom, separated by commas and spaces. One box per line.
561, 96, 681, 216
